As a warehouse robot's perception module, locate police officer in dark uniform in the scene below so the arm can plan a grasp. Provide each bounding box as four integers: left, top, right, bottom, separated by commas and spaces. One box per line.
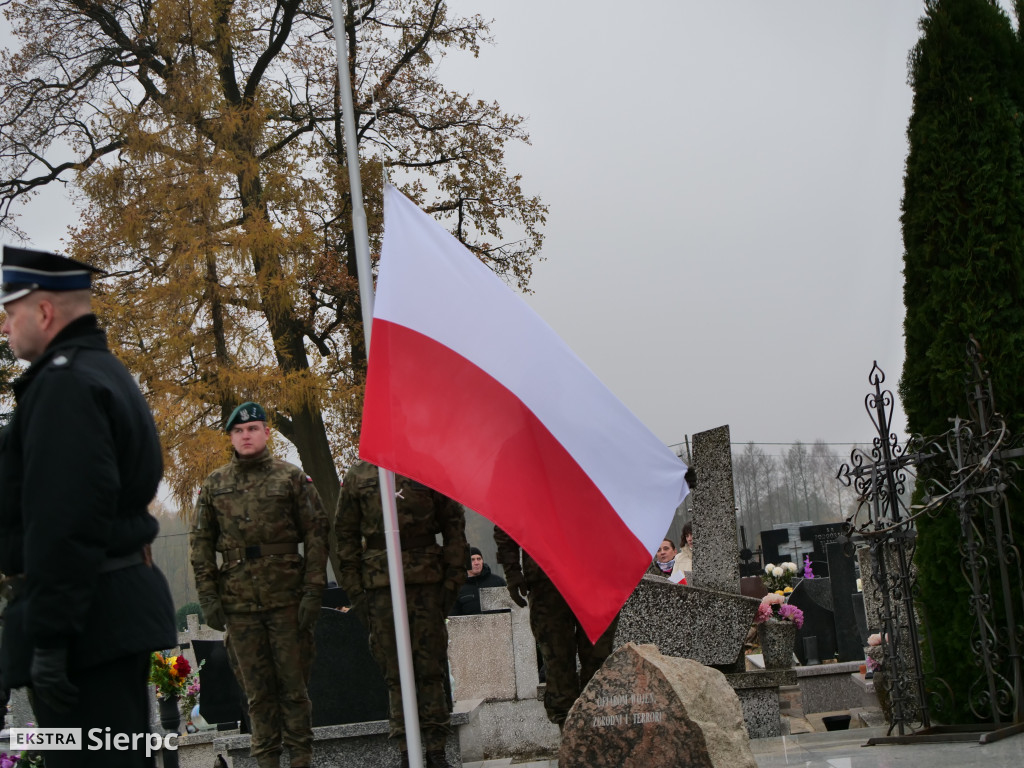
0, 245, 177, 767
335, 461, 468, 768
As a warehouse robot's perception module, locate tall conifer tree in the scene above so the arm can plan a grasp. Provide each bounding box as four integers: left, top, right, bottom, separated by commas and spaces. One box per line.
901, 0, 1024, 722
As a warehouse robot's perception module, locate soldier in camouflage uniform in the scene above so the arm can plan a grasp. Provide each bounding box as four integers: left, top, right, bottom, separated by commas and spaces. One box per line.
335, 461, 467, 768
494, 526, 618, 729
190, 402, 328, 768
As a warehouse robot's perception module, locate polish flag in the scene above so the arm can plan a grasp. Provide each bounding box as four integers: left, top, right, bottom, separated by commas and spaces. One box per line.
360, 185, 691, 641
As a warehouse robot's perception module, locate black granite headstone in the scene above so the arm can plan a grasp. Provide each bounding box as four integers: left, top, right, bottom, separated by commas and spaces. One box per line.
309, 608, 389, 726
826, 542, 863, 662
193, 639, 245, 726
759, 529, 791, 566
789, 577, 836, 665
321, 586, 350, 610
798, 523, 845, 577
851, 592, 869, 645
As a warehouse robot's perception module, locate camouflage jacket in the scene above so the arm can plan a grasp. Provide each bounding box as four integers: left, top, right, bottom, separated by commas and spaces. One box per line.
190, 448, 328, 614
493, 525, 551, 587
334, 461, 468, 595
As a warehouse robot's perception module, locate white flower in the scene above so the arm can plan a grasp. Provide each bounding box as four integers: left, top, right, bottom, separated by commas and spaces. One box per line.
765, 563, 775, 574
772, 566, 784, 578
783, 561, 798, 573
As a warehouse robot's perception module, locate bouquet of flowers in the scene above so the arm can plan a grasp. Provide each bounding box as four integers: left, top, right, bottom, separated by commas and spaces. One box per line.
150, 652, 193, 699
2, 723, 45, 768
180, 671, 202, 723
755, 592, 805, 628
150, 652, 205, 720
761, 561, 799, 592
0, 751, 43, 768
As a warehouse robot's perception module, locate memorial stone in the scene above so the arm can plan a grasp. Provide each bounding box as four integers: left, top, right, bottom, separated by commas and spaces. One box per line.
321, 585, 350, 610
826, 541, 864, 663
690, 425, 740, 592
852, 592, 869, 645
798, 523, 846, 577
758, 528, 790, 567
193, 639, 246, 727
558, 643, 757, 768
788, 577, 836, 665
616, 575, 758, 666
309, 608, 389, 726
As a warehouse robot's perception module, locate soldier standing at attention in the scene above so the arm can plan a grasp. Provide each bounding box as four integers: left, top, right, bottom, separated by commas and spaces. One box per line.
0, 246, 177, 768
335, 461, 468, 768
493, 526, 618, 730
190, 402, 328, 768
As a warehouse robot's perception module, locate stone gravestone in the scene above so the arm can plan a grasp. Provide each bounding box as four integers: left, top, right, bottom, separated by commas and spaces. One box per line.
558, 643, 756, 768
321, 585, 350, 609
193, 638, 246, 727
788, 577, 835, 665
615, 575, 758, 666
690, 425, 740, 592
826, 541, 864, 663
798, 523, 845, 577
615, 424, 793, 739
758, 528, 790, 567
309, 607, 389, 726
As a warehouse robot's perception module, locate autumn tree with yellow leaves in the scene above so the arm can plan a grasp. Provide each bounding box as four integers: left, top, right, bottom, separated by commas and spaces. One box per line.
0, 0, 546, 514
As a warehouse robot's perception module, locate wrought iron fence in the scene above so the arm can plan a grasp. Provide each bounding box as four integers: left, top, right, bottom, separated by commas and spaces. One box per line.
839, 342, 1024, 744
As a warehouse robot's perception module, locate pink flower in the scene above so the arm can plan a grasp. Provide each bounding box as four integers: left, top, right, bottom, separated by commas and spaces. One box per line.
867, 633, 882, 647
778, 603, 805, 629
756, 602, 774, 623
762, 592, 785, 606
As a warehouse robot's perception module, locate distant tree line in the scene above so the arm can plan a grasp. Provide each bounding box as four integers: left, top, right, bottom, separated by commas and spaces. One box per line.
732, 440, 855, 544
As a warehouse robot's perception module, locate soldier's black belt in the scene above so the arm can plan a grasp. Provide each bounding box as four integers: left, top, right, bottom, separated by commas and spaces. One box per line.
221, 542, 299, 561
98, 551, 146, 573
364, 532, 438, 551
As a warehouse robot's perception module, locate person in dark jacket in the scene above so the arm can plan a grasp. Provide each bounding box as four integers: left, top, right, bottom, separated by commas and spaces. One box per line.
450, 546, 506, 616
0, 245, 176, 767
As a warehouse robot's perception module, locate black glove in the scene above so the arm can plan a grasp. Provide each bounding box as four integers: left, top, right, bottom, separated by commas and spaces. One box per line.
201, 599, 227, 631
505, 568, 529, 608
31, 648, 78, 713
685, 466, 697, 489
298, 592, 322, 631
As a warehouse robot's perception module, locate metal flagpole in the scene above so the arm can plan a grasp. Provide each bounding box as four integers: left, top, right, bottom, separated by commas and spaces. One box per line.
329, 2, 425, 765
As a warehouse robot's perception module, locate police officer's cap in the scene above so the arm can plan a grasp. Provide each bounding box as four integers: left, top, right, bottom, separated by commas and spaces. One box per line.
225, 401, 267, 431
0, 245, 103, 306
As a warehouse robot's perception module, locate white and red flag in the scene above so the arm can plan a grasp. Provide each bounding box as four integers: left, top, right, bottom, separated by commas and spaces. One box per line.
360, 185, 691, 641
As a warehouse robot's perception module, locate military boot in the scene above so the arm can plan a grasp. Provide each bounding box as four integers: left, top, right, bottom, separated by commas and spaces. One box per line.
425, 750, 453, 768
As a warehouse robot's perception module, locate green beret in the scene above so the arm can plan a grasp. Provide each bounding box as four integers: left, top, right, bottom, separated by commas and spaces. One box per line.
225, 401, 267, 431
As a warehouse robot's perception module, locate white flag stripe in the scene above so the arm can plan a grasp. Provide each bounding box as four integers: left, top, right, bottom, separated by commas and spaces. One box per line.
376, 187, 686, 551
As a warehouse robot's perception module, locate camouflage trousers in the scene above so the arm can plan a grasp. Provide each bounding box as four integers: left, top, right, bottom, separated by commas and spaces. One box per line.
528, 579, 618, 726
226, 604, 315, 765
366, 583, 451, 751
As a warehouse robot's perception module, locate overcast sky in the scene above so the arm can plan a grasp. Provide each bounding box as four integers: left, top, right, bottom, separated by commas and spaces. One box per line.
441, 0, 946, 457
5, 2, 1003, 461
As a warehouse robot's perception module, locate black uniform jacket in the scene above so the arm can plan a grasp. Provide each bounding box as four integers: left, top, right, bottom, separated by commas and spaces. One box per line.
0, 315, 176, 686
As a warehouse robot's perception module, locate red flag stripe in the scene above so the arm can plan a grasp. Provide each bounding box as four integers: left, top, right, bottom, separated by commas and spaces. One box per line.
360, 318, 651, 638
